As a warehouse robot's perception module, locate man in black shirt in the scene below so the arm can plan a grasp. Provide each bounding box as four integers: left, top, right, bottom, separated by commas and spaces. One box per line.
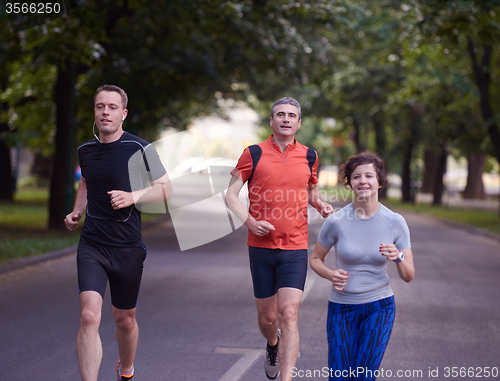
65, 85, 172, 381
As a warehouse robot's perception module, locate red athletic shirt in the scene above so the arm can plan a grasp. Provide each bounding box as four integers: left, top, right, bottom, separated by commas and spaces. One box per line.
231, 135, 319, 250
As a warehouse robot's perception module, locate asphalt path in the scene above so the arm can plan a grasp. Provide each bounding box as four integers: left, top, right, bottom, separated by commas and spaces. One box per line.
1, 201, 500, 380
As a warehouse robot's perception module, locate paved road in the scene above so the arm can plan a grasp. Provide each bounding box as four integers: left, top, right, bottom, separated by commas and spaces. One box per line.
1, 204, 500, 380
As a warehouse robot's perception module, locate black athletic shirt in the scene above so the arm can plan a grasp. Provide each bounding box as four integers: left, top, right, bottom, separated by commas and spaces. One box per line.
78, 131, 166, 247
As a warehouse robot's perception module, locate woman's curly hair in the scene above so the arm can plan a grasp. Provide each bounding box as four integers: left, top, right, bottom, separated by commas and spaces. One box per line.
338, 152, 388, 190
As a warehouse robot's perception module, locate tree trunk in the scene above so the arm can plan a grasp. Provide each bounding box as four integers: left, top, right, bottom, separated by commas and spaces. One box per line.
48, 61, 77, 230
401, 107, 420, 203
372, 112, 387, 199
467, 38, 500, 215
463, 153, 486, 199
351, 115, 362, 153
401, 140, 413, 203
432, 142, 448, 205
31, 152, 53, 184
421, 150, 438, 194
0, 122, 14, 201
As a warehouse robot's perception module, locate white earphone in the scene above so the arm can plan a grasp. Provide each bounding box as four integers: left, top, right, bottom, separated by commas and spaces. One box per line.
92, 118, 124, 143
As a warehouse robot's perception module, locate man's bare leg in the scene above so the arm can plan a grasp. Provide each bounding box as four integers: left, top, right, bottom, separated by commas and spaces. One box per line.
112, 306, 139, 375
255, 294, 279, 346
277, 287, 303, 381
77, 291, 103, 381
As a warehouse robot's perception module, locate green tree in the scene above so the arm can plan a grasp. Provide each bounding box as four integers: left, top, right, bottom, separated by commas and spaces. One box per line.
411, 0, 500, 209
2, 0, 340, 229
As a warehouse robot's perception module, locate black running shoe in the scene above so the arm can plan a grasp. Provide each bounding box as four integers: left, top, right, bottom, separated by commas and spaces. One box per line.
264, 329, 281, 380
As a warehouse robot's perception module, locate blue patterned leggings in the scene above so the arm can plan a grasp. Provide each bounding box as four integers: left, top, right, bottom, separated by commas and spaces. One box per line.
327, 296, 396, 381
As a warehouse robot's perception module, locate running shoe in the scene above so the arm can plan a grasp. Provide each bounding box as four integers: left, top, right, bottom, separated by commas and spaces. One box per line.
264, 329, 280, 380
117, 360, 134, 381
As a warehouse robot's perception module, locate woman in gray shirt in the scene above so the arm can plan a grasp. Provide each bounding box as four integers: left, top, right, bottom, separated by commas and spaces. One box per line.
310, 152, 415, 381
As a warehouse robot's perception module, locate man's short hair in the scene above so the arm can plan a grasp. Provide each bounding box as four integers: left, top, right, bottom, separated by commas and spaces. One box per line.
271, 97, 301, 120
94, 84, 128, 109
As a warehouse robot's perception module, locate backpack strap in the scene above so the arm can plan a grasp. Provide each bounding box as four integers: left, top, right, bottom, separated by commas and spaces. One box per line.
247, 145, 262, 185
306, 148, 317, 178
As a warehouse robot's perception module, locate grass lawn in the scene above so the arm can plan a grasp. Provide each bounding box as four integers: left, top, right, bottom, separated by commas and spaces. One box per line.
0, 189, 80, 265
383, 198, 500, 236
0, 188, 163, 265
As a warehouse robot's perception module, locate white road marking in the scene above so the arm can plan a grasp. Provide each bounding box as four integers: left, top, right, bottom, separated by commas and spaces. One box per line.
302, 244, 318, 303
216, 347, 302, 381
215, 347, 265, 381
301, 272, 316, 303
215, 244, 318, 380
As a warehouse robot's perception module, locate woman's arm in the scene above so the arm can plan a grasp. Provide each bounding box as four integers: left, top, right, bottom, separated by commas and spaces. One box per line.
310, 241, 349, 291
380, 244, 415, 282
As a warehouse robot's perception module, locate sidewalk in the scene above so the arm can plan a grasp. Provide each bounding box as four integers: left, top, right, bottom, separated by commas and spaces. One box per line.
0, 244, 77, 276
416, 193, 499, 211
388, 188, 499, 212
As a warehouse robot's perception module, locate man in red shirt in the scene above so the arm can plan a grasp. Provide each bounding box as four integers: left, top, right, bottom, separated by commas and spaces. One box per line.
226, 97, 333, 380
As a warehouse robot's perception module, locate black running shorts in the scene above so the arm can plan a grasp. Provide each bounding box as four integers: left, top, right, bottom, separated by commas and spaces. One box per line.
77, 236, 147, 309
248, 246, 308, 299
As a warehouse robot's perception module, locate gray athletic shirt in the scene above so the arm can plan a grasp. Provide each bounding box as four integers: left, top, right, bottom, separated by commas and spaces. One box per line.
317, 203, 411, 304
